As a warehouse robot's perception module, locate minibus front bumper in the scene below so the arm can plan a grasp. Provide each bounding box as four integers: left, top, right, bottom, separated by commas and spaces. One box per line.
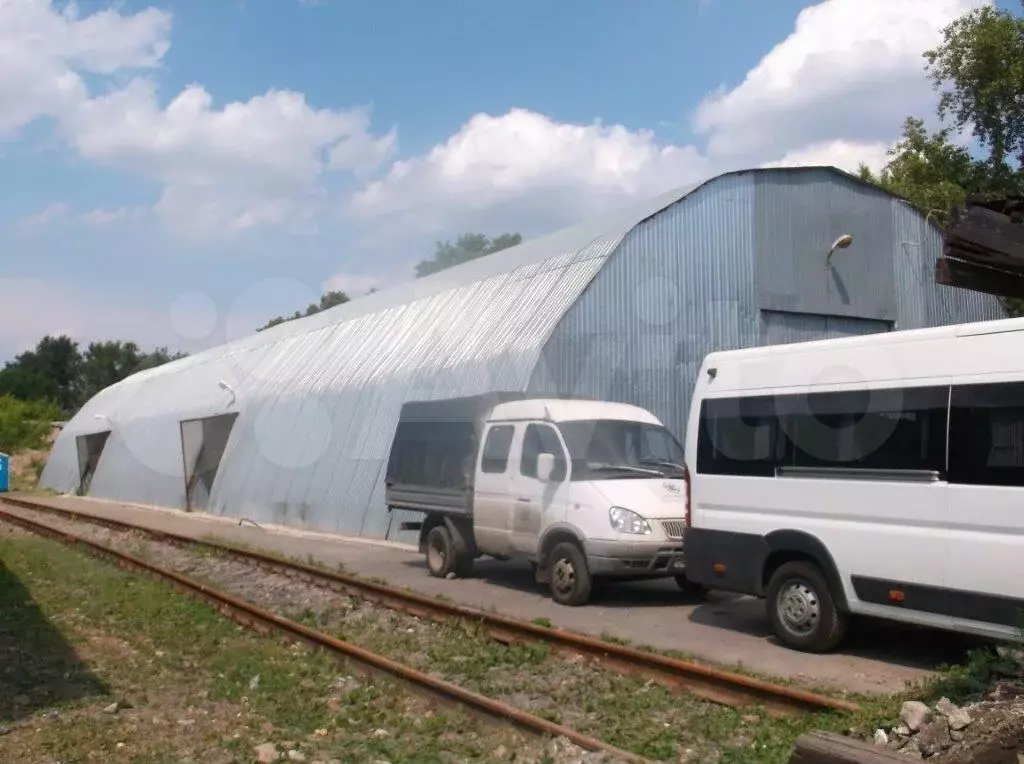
585, 539, 686, 577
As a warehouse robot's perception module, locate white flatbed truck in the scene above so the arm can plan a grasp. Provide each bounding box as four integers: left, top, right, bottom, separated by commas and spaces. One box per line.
385, 393, 702, 606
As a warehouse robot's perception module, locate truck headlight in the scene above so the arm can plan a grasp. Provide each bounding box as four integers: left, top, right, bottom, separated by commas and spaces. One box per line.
609, 507, 651, 535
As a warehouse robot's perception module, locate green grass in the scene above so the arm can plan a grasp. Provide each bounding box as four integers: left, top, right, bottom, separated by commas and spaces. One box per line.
19, 519, 1015, 764
600, 631, 631, 646
0, 532, 543, 763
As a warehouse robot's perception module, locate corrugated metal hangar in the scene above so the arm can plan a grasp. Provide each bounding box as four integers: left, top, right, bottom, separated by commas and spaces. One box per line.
40, 166, 1003, 541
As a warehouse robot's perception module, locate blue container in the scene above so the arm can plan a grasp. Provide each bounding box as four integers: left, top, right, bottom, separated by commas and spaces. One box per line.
0, 453, 8, 493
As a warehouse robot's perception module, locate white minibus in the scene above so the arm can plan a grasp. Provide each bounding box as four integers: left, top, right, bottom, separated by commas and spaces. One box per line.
682, 316, 1024, 652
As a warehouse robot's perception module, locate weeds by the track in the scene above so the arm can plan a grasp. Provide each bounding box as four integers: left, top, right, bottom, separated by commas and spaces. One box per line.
9, 501, 1001, 763
16, 513, 860, 764
0, 527, 561, 763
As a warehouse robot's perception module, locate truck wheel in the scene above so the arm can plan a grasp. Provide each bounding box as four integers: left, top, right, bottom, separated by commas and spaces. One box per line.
673, 574, 708, 598
766, 561, 848, 653
425, 525, 457, 578
548, 542, 592, 606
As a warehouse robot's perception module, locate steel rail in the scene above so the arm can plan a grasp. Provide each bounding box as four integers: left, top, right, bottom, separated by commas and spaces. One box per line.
1, 495, 860, 716
0, 506, 645, 763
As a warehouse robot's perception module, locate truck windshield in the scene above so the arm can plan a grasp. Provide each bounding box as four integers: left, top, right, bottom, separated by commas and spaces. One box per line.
556, 420, 685, 480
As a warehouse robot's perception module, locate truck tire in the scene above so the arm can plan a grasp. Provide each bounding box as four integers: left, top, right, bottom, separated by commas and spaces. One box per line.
766, 561, 848, 653
673, 574, 709, 598
425, 525, 458, 578
548, 542, 592, 606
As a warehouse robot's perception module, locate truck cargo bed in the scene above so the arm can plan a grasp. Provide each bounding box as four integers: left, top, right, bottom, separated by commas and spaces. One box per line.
385, 394, 527, 517
385, 483, 473, 516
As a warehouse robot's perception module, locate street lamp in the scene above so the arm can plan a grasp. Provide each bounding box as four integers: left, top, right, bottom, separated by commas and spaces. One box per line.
218, 380, 236, 407
826, 234, 854, 268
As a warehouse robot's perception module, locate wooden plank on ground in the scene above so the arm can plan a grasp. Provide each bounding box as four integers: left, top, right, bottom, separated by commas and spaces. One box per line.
788, 732, 911, 764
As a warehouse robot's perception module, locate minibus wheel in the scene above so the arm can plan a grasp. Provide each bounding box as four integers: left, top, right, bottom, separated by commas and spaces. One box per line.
673, 574, 708, 598
548, 542, 592, 606
766, 561, 848, 652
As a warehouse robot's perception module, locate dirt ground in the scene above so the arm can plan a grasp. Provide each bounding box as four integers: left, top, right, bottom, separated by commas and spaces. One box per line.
863, 658, 1024, 762
8, 425, 57, 490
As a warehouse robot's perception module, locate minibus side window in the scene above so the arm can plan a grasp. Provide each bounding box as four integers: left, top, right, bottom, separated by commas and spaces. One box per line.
949, 382, 1024, 487
697, 396, 778, 476
777, 386, 947, 473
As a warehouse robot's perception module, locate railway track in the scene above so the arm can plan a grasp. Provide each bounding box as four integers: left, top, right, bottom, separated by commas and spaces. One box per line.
0, 495, 859, 718
0, 505, 643, 762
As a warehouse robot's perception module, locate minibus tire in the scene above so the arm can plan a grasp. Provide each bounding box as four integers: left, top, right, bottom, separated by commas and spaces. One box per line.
674, 574, 708, 598
548, 542, 592, 606
425, 525, 457, 578
766, 561, 848, 652
454, 557, 474, 578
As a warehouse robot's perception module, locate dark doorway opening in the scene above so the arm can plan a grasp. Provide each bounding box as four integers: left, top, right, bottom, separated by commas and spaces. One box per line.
180, 413, 238, 511
75, 431, 110, 496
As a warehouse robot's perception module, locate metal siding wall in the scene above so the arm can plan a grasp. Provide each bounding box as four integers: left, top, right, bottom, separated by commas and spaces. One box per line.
755, 170, 896, 321
759, 311, 892, 344
40, 167, 1007, 540
531, 173, 758, 439
41, 225, 629, 539
531, 168, 1004, 450
888, 198, 1004, 329
826, 315, 893, 337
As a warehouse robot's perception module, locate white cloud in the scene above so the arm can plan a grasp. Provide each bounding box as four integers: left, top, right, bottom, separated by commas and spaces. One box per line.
349, 0, 982, 240
322, 273, 379, 294
693, 0, 985, 162
19, 201, 69, 229
65, 79, 396, 236
79, 205, 148, 226
1, 0, 987, 247
0, 0, 170, 138
761, 139, 892, 175
1, 1, 395, 238
350, 108, 710, 235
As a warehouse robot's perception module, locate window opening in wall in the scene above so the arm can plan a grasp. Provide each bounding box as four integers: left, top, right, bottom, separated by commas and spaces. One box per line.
76, 430, 111, 496
180, 413, 239, 511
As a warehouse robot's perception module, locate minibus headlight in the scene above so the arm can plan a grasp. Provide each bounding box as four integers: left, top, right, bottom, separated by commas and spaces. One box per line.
609, 507, 651, 535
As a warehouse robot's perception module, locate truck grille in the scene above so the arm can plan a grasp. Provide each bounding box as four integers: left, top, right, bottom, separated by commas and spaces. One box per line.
661, 520, 687, 540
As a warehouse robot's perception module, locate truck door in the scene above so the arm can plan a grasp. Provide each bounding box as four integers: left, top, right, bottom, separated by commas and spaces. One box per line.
472, 423, 518, 557
510, 422, 570, 555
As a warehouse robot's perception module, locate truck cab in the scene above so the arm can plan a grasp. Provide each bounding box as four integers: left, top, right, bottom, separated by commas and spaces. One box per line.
385, 394, 699, 606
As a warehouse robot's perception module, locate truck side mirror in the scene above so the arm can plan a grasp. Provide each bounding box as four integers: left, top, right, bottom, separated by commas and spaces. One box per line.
536, 453, 556, 482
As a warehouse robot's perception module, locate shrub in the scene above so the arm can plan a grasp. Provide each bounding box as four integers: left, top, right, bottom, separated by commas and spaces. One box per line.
0, 396, 61, 454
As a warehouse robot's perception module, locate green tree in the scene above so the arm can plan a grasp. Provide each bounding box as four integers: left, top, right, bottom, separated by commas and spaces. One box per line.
75, 341, 186, 405
0, 335, 81, 412
0, 396, 61, 454
860, 4, 1024, 314
134, 346, 189, 373
415, 232, 522, 278
925, 4, 1024, 177
857, 118, 991, 223
0, 336, 187, 415
258, 289, 352, 331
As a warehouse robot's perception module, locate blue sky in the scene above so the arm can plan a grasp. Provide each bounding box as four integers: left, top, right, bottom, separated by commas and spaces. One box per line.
0, 0, 1007, 360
